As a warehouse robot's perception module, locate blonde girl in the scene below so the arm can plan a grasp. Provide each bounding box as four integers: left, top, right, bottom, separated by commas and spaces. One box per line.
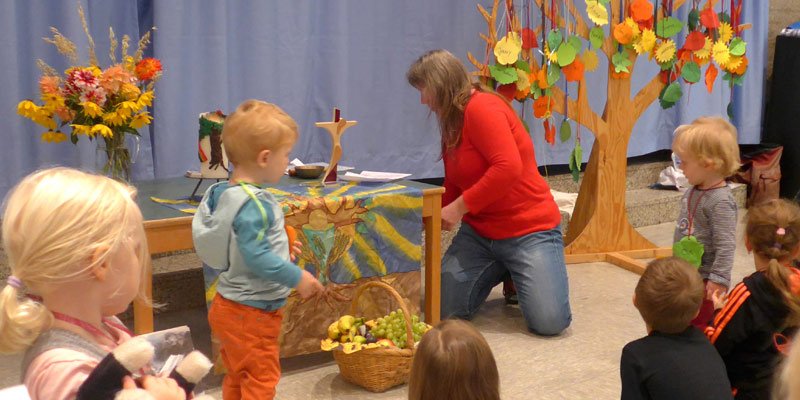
0, 167, 184, 400
408, 319, 500, 400
705, 199, 800, 399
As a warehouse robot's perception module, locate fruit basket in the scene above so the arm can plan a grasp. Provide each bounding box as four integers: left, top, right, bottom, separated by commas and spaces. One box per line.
320, 281, 430, 392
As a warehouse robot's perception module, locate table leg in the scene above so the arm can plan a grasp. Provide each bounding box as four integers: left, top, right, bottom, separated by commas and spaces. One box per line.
133, 258, 154, 334
423, 193, 442, 325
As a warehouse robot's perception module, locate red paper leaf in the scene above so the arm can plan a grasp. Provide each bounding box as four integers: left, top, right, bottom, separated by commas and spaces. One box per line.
700, 8, 719, 29
563, 57, 585, 82
705, 63, 718, 93
683, 31, 706, 51
544, 120, 556, 144
630, 0, 654, 22
521, 28, 538, 50
533, 95, 555, 118
497, 83, 517, 101
659, 70, 678, 85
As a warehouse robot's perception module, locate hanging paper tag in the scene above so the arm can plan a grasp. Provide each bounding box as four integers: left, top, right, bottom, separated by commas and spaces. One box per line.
673, 235, 704, 268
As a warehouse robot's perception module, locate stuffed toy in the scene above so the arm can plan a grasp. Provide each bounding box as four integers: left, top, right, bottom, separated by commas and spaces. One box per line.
76, 337, 214, 400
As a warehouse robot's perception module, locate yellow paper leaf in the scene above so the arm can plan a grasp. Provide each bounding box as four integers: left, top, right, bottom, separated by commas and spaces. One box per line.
712, 40, 730, 66
719, 22, 733, 44
655, 40, 676, 63
516, 68, 531, 91
723, 55, 743, 71
694, 37, 712, 60
586, 0, 609, 26
625, 17, 641, 39
494, 32, 522, 65
582, 49, 600, 71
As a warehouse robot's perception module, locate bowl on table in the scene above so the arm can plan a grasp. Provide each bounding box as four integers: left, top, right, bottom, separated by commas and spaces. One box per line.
291, 165, 325, 179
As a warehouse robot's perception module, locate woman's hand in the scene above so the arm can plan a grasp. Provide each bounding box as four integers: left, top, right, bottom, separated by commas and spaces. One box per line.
441, 196, 468, 231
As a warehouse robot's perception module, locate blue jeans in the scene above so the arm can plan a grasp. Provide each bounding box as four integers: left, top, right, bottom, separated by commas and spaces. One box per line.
441, 224, 572, 335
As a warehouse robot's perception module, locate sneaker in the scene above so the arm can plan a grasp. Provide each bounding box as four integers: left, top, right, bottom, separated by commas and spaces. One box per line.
503, 278, 518, 305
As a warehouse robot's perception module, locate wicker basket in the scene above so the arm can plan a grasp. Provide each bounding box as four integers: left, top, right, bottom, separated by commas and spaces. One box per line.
332, 281, 416, 392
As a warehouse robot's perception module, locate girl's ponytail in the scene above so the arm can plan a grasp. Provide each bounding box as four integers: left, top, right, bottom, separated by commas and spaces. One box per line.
0, 279, 51, 353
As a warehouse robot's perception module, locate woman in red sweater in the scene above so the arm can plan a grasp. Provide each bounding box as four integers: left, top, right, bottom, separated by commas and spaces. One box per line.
407, 49, 572, 335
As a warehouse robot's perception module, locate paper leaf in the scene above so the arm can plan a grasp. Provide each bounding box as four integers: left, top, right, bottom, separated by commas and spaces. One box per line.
570, 143, 583, 182
694, 37, 713, 59
655, 17, 683, 38
547, 30, 563, 53
574, 142, 582, 171
582, 50, 600, 72
590, 27, 605, 49
557, 42, 577, 67
560, 119, 572, 142
546, 64, 561, 86
544, 119, 556, 144
719, 22, 734, 44
497, 83, 517, 101
688, 9, 700, 31
515, 60, 531, 73
613, 23, 634, 45
681, 61, 701, 83
586, 1, 609, 26
712, 41, 731, 66
630, 0, 654, 22
705, 63, 718, 93
568, 36, 583, 53
718, 12, 731, 25
729, 38, 746, 57
563, 57, 585, 82
489, 64, 518, 84
494, 32, 522, 65
684, 31, 706, 51
661, 82, 683, 103
655, 40, 677, 63
700, 8, 720, 29
727, 102, 734, 120
612, 50, 632, 73
521, 28, 538, 50
533, 95, 554, 118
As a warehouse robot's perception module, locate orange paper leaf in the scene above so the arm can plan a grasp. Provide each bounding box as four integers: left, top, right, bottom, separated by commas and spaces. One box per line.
544, 120, 556, 144
613, 23, 634, 45
705, 63, 718, 93
630, 0, 654, 22
563, 57, 585, 82
684, 31, 706, 51
700, 8, 720, 29
537, 68, 549, 89
533, 95, 555, 118
734, 55, 749, 75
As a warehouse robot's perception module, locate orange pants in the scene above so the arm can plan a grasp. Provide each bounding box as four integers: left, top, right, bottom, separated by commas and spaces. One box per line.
208, 293, 283, 400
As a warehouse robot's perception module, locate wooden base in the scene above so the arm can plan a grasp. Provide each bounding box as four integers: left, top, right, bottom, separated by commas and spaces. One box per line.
565, 247, 673, 275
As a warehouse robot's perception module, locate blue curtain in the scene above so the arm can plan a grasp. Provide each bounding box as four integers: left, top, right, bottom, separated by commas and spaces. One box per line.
0, 1, 768, 198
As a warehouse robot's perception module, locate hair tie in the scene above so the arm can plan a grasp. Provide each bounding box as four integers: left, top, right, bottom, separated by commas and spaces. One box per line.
6, 275, 23, 289
777, 227, 786, 236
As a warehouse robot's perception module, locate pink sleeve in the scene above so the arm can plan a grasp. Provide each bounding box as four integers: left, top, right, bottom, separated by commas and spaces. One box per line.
24, 349, 98, 400
461, 100, 523, 214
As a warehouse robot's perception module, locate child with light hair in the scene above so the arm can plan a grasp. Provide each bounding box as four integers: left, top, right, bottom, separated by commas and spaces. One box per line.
193, 99, 323, 399
672, 116, 741, 329
0, 167, 185, 400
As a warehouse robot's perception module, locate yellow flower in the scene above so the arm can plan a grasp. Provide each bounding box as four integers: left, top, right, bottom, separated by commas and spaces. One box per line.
41, 131, 67, 143
88, 65, 103, 77
71, 124, 93, 136
137, 91, 155, 108
120, 100, 141, 114
129, 112, 153, 129
719, 22, 733, 44
712, 40, 730, 66
120, 83, 141, 100
694, 37, 712, 60
17, 100, 40, 119
102, 111, 127, 126
30, 111, 57, 130
655, 40, 676, 63
91, 124, 114, 138
624, 17, 641, 40
545, 44, 559, 63
41, 93, 66, 112
82, 101, 103, 118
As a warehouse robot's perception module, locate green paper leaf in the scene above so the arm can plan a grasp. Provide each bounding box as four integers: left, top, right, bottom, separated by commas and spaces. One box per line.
732, 74, 744, 86
574, 142, 582, 171
681, 61, 701, 83
655, 17, 683, 38
546, 64, 561, 86
688, 9, 700, 31
569, 142, 583, 182
729, 38, 746, 56
547, 29, 563, 52
611, 51, 632, 73
531, 85, 542, 99
568, 36, 583, 53
718, 12, 731, 24
559, 119, 572, 142
515, 60, 531, 73
673, 235, 704, 267
590, 27, 604, 49
660, 58, 676, 71
597, 0, 610, 4
489, 64, 518, 84
557, 42, 577, 67
727, 102, 734, 120
659, 98, 677, 109
661, 82, 683, 103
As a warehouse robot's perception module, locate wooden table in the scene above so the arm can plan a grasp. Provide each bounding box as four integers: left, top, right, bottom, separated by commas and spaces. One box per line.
133, 176, 444, 334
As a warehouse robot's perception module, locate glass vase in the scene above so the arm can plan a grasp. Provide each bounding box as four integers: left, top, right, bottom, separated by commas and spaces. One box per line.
95, 133, 140, 182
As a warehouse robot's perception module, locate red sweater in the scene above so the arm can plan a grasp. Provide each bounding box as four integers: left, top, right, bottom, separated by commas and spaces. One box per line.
443, 92, 561, 240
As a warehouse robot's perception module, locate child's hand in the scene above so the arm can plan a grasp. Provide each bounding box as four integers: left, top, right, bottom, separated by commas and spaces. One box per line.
122, 376, 186, 400
705, 281, 727, 300
711, 289, 729, 310
296, 270, 324, 299
290, 240, 303, 262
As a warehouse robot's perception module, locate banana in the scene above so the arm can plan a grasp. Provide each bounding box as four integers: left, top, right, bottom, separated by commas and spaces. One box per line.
327, 321, 340, 340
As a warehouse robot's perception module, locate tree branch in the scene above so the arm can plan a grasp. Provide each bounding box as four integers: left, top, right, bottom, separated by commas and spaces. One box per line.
633, 74, 665, 120
550, 81, 609, 140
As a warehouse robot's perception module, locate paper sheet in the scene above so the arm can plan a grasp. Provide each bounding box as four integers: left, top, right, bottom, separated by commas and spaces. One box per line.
341, 171, 411, 182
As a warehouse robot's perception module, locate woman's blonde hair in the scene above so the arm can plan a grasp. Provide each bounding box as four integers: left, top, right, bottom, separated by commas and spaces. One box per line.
222, 99, 298, 166
0, 167, 149, 354
672, 116, 741, 177
408, 319, 500, 400
745, 199, 800, 327
774, 331, 800, 400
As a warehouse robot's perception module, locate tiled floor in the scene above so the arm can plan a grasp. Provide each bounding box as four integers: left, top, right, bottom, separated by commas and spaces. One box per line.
1, 218, 755, 399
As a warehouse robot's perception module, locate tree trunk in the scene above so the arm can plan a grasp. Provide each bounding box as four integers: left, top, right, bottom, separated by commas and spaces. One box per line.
564, 77, 657, 254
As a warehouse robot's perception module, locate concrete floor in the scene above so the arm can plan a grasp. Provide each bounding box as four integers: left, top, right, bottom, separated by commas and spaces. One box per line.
0, 218, 755, 399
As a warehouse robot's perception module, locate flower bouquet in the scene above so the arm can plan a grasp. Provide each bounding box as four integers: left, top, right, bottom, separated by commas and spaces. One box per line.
17, 5, 162, 181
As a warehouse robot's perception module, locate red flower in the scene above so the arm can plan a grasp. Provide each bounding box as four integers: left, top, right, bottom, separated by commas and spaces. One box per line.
135, 58, 162, 81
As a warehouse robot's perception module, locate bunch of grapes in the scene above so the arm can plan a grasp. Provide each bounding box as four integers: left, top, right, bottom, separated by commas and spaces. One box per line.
369, 309, 430, 349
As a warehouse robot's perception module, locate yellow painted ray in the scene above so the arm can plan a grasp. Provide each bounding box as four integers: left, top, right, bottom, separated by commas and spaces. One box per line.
369, 194, 422, 210
353, 234, 387, 275
370, 214, 421, 262
307, 185, 322, 198
354, 184, 406, 197
266, 187, 294, 197
327, 182, 357, 198
339, 252, 362, 280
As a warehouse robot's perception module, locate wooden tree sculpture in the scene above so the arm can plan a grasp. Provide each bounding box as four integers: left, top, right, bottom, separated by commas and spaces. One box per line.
469, 0, 750, 271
